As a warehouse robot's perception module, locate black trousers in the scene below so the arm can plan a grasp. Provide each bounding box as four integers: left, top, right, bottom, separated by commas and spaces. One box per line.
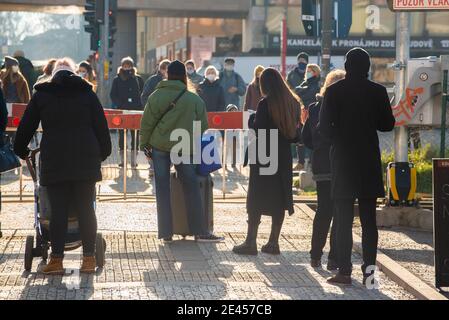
119, 129, 139, 151
335, 198, 378, 276
310, 180, 337, 261
46, 181, 97, 257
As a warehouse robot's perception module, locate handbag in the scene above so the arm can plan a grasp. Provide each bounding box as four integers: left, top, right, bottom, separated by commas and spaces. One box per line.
197, 133, 222, 176
0, 135, 21, 173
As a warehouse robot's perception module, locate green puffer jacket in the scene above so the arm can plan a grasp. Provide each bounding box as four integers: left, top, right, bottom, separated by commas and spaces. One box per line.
140, 80, 208, 155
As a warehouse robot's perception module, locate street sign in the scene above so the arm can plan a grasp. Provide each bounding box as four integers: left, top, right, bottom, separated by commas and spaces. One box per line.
301, 0, 352, 39
387, 0, 449, 11
432, 159, 449, 289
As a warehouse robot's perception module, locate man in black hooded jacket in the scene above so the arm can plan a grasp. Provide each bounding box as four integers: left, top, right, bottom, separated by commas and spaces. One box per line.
318, 48, 396, 285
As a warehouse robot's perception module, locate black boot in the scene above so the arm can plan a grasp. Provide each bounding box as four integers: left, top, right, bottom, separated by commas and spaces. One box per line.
261, 214, 284, 255
233, 215, 260, 256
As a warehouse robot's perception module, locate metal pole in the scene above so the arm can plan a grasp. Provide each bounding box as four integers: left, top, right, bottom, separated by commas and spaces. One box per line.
19, 164, 23, 201
280, 3, 287, 78
320, 0, 333, 79
394, 12, 410, 163
222, 130, 227, 199
440, 70, 448, 158
123, 128, 127, 199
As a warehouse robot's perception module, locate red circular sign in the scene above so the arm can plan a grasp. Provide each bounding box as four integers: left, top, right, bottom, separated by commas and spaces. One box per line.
212, 115, 223, 126
112, 116, 122, 126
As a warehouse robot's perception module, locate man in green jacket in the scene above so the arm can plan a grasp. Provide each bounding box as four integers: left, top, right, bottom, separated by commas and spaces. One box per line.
140, 60, 224, 243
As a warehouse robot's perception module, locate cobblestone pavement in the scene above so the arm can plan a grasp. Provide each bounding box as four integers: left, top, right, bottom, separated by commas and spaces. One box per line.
0, 201, 415, 300
353, 222, 448, 296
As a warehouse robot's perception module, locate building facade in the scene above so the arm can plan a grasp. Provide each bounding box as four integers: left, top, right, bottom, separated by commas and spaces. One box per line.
135, 0, 449, 81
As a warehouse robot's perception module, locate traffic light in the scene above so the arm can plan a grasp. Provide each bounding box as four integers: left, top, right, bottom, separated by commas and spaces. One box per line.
108, 0, 118, 72
84, 0, 105, 51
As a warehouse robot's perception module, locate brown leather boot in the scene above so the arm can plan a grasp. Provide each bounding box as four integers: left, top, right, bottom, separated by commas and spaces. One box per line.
80, 256, 96, 274
40, 257, 64, 275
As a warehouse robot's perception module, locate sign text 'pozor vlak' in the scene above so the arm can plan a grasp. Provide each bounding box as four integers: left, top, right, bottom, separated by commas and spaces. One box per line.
388, 0, 449, 11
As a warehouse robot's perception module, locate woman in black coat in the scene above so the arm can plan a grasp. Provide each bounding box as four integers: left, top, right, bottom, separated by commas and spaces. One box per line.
14, 58, 112, 275
197, 66, 225, 112
233, 68, 300, 256
319, 48, 396, 285
302, 69, 346, 271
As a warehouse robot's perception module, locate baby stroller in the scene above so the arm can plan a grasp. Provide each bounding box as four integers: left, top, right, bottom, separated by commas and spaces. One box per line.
23, 148, 106, 272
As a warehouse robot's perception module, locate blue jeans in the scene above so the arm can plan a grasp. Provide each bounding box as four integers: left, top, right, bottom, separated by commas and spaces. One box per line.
152, 148, 207, 239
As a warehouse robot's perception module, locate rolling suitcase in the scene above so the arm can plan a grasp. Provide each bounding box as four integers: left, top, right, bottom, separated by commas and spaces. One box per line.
170, 172, 214, 237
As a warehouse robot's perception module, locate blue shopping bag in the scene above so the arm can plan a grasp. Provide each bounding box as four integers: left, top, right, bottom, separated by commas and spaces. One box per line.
197, 133, 222, 176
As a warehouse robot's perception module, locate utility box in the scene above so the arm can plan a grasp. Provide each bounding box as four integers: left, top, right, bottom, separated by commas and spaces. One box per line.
395, 55, 449, 127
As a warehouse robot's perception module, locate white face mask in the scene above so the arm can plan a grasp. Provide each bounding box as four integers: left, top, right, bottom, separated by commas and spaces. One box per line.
78, 72, 87, 78
206, 74, 216, 82
225, 65, 234, 72
12, 65, 19, 73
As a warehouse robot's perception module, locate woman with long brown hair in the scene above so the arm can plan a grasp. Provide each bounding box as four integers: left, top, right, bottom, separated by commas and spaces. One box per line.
0, 56, 30, 104
233, 67, 301, 255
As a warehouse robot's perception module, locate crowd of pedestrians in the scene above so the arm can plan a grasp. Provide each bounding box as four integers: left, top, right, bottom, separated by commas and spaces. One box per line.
1, 47, 396, 286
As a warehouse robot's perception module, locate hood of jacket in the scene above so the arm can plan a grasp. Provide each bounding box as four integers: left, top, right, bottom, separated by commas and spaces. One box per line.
344, 47, 371, 79
117, 67, 138, 80
34, 70, 92, 94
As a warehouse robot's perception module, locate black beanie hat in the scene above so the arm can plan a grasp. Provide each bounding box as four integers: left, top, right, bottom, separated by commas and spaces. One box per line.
167, 60, 186, 77
297, 52, 309, 62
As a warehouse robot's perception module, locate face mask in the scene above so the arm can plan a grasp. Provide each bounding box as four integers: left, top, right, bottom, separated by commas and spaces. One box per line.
298, 62, 307, 72
78, 72, 87, 78
306, 71, 314, 80
12, 65, 19, 73
186, 69, 195, 75
123, 68, 132, 75
225, 65, 234, 72
206, 74, 216, 82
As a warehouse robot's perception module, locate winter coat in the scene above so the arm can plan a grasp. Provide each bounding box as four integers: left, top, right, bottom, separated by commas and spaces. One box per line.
318, 48, 396, 200
14, 71, 112, 186
0, 88, 7, 138
218, 70, 246, 108
301, 98, 331, 181
140, 80, 208, 155
198, 79, 225, 112
287, 66, 305, 90
246, 98, 298, 217
141, 72, 163, 106
16, 56, 36, 92
295, 76, 320, 109
110, 67, 145, 110
0, 70, 31, 103
188, 72, 204, 87
243, 81, 263, 111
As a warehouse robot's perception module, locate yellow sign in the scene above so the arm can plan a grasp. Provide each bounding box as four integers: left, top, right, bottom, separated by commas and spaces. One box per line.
104, 60, 109, 80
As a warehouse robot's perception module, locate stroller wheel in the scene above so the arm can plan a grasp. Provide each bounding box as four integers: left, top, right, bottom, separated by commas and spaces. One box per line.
24, 235, 34, 271
95, 233, 105, 268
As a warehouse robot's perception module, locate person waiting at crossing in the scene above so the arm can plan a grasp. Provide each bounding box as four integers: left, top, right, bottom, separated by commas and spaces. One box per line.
302, 69, 346, 271
318, 48, 396, 285
140, 60, 224, 243
233, 68, 300, 256
197, 66, 225, 112
14, 58, 111, 275
110, 57, 145, 168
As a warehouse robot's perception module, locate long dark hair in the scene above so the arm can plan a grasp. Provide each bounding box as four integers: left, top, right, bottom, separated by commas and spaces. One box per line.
259, 68, 300, 139
168, 73, 196, 93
